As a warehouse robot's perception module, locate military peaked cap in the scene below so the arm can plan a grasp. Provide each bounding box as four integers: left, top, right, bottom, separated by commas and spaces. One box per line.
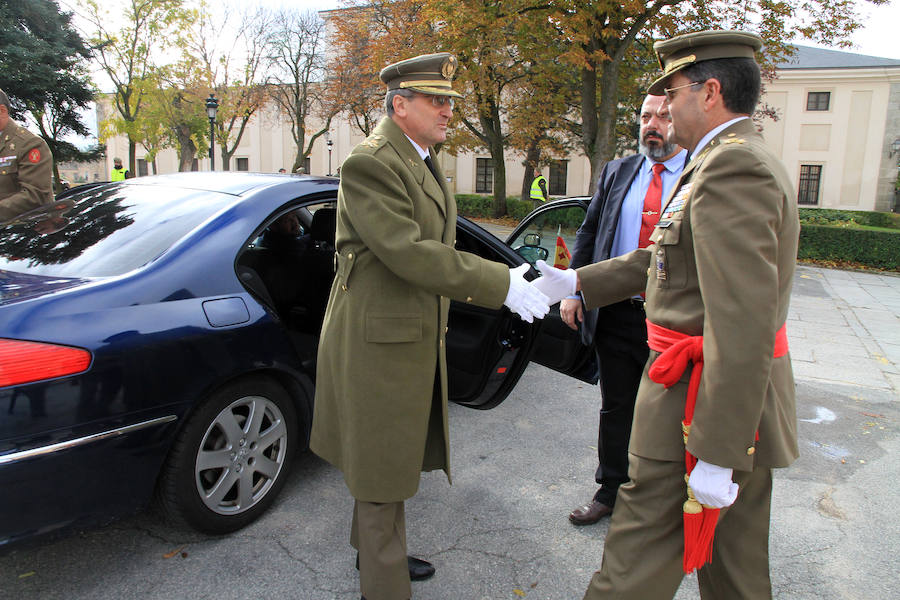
648, 30, 763, 95
379, 52, 463, 98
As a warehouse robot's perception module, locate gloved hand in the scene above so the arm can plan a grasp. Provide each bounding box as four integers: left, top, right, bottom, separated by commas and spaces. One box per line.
503, 263, 550, 323
533, 260, 578, 306
688, 460, 739, 508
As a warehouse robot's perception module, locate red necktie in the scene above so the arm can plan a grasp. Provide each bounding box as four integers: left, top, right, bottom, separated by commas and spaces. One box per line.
639, 163, 665, 248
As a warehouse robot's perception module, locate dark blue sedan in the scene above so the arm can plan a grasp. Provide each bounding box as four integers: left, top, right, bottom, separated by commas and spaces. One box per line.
0, 173, 596, 547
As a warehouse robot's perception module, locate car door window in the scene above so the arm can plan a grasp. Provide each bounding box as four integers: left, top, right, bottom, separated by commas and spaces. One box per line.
507, 205, 585, 266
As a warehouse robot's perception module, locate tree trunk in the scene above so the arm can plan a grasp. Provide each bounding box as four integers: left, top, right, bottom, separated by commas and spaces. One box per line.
520, 140, 541, 202
479, 101, 507, 218
176, 131, 196, 172
220, 145, 231, 171
52, 162, 62, 195
128, 138, 136, 175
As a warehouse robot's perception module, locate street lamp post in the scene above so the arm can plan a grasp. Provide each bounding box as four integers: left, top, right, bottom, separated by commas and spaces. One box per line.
206, 93, 219, 171
326, 135, 334, 176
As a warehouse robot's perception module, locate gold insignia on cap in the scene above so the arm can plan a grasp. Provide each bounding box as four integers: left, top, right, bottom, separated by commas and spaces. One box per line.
441, 56, 456, 79
664, 54, 696, 74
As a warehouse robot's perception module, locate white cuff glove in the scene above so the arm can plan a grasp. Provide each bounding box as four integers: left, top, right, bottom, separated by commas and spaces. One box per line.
503, 263, 550, 323
533, 260, 578, 306
688, 460, 739, 508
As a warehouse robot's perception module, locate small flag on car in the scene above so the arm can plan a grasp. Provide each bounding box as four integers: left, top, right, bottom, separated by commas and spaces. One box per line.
554, 225, 570, 268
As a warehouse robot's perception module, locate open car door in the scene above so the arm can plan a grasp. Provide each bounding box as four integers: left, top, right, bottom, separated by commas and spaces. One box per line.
504, 198, 599, 384
447, 198, 598, 410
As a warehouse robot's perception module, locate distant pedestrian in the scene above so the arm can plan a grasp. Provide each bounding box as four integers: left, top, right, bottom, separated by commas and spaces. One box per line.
110, 157, 130, 181
0, 88, 54, 222
530, 167, 548, 209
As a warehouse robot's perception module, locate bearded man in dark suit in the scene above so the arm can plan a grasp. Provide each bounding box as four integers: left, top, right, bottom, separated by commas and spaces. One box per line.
564, 94, 685, 526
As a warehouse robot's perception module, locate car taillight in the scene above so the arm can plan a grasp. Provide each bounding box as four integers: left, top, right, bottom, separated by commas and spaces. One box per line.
0, 338, 92, 387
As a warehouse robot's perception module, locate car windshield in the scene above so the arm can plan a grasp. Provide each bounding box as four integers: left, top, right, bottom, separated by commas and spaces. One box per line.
0, 183, 236, 278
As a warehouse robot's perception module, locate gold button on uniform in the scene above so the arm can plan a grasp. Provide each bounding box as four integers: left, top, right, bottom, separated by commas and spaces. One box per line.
348, 252, 353, 259
466, 296, 472, 303
747, 447, 756, 455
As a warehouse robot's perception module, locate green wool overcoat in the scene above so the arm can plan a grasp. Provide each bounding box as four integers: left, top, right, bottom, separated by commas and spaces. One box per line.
578, 118, 800, 471
310, 117, 510, 503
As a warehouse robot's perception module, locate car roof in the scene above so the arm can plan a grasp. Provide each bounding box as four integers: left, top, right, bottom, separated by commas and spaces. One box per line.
125, 171, 337, 196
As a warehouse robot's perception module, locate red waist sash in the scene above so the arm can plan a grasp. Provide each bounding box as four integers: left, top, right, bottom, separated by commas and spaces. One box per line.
645, 319, 788, 573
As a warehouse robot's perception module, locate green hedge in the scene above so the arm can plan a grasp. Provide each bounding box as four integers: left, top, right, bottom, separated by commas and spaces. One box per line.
457, 198, 900, 270
798, 208, 900, 230
454, 194, 535, 220
799, 224, 900, 270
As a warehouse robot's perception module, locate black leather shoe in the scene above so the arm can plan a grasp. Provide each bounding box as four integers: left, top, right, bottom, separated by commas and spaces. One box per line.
355, 553, 436, 581
568, 499, 613, 525
406, 555, 435, 581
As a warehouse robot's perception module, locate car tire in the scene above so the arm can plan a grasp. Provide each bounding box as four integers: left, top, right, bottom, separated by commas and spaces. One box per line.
157, 375, 299, 534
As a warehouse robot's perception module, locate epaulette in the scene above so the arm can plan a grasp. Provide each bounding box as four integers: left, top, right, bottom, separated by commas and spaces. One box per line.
359, 134, 385, 149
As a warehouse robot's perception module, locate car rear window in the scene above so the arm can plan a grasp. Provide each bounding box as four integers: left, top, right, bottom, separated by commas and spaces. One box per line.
0, 183, 236, 278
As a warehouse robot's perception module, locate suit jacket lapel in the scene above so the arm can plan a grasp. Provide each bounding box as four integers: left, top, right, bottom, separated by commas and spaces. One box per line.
599, 153, 643, 259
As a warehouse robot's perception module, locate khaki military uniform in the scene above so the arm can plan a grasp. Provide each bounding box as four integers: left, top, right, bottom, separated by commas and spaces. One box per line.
577, 118, 800, 599
0, 122, 53, 221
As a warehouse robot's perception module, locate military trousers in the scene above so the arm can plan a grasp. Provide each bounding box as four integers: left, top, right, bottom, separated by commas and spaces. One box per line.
351, 499, 410, 600
583, 453, 774, 600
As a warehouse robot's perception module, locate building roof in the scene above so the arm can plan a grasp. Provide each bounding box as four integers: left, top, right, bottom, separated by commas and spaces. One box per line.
778, 44, 900, 69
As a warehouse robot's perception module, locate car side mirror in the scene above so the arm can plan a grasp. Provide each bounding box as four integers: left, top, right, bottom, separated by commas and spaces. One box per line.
514, 244, 549, 265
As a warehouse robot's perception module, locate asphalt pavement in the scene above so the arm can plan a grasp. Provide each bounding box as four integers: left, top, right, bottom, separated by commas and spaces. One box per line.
0, 263, 897, 600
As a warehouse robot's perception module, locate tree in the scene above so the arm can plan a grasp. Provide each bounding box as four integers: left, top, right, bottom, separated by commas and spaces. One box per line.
186, 4, 271, 171
265, 10, 335, 173
81, 0, 189, 176
325, 1, 431, 138
323, 5, 384, 137
541, 0, 887, 194
0, 0, 100, 193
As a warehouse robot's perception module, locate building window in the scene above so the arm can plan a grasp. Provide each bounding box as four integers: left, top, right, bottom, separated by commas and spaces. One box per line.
236, 157, 249, 172
549, 160, 568, 196
806, 92, 830, 111
475, 158, 493, 194
137, 159, 148, 177
798, 165, 822, 205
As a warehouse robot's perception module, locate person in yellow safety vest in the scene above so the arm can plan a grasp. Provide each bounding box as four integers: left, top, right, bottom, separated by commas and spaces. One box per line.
110, 157, 129, 181
530, 168, 548, 209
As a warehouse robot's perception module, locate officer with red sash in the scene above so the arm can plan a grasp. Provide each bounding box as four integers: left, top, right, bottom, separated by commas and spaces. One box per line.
534, 30, 800, 599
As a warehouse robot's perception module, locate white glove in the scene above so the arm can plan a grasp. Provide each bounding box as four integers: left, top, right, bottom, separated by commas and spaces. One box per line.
503, 263, 550, 323
533, 260, 578, 306
688, 460, 739, 508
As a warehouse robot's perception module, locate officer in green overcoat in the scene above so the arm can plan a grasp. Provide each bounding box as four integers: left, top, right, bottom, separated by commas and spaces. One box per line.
534, 31, 800, 600
309, 52, 550, 600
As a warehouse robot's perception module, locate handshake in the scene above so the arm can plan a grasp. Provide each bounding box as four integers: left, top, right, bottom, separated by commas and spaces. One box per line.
503, 260, 578, 322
